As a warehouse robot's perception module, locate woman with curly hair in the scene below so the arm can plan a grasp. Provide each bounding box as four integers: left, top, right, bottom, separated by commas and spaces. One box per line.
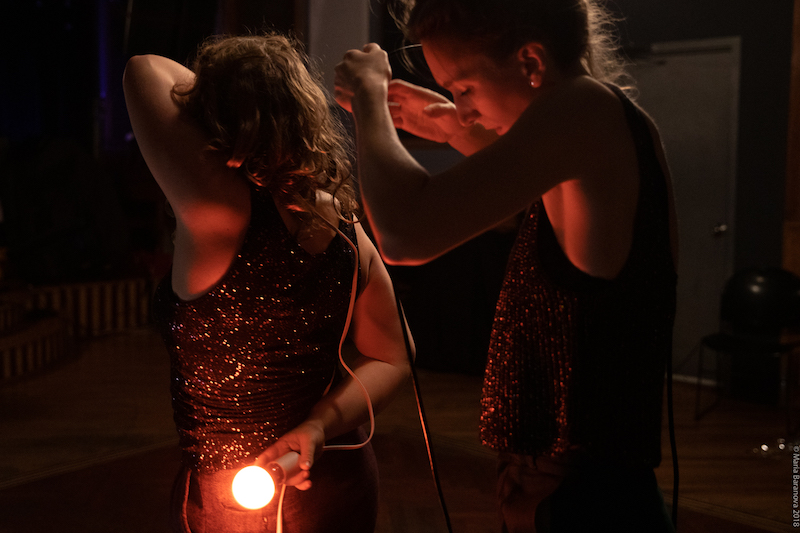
124, 32, 411, 533
335, 0, 677, 530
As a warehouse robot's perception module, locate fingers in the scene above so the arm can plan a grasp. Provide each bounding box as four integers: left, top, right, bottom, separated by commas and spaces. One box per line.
286, 442, 318, 490
253, 446, 313, 490
334, 43, 391, 112
298, 440, 316, 471
277, 442, 317, 491
424, 102, 457, 118
293, 476, 313, 491
390, 114, 404, 130
255, 439, 290, 467
252, 420, 326, 491
333, 86, 353, 113
282, 464, 312, 491
338, 43, 389, 69
388, 79, 451, 108
333, 66, 354, 112
387, 79, 418, 102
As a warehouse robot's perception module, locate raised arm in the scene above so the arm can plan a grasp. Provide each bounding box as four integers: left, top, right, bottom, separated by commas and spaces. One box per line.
334, 44, 621, 266
123, 55, 248, 219
123, 55, 251, 299
123, 55, 198, 205
387, 79, 499, 156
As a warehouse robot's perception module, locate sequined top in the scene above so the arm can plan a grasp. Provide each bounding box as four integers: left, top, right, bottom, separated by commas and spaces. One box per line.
152, 184, 358, 473
480, 85, 677, 468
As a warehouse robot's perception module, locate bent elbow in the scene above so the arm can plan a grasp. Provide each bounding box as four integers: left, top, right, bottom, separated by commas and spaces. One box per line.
122, 55, 156, 102
123, 54, 164, 93
376, 234, 435, 266
122, 55, 146, 85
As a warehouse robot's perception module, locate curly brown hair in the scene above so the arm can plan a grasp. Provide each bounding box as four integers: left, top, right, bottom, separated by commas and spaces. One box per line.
174, 32, 359, 224
388, 0, 627, 86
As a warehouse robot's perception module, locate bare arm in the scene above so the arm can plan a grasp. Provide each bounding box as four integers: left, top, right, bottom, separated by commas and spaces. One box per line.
256, 222, 413, 488
123, 54, 250, 298
122, 54, 249, 224
307, 221, 413, 433
124, 55, 202, 206
335, 44, 616, 265
387, 79, 499, 156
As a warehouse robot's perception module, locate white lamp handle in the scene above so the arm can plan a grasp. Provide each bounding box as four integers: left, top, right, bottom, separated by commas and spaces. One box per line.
266, 451, 301, 485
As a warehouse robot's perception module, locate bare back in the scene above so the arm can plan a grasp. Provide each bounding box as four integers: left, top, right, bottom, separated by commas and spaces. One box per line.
171, 184, 343, 301
122, 54, 346, 300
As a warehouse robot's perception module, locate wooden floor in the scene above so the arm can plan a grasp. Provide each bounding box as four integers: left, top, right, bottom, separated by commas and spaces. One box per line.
373, 370, 792, 533
653, 379, 791, 533
0, 327, 792, 532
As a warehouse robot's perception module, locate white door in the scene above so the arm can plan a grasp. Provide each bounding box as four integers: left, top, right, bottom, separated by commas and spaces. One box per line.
627, 37, 741, 379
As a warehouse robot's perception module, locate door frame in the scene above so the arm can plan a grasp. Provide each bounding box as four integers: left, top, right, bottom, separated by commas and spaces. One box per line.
784, 0, 800, 275
628, 36, 742, 379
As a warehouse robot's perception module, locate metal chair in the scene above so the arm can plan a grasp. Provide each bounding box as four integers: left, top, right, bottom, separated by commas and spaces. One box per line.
695, 267, 800, 433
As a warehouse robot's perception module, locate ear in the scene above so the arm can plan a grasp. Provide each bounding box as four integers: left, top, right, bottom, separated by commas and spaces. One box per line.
517, 42, 547, 89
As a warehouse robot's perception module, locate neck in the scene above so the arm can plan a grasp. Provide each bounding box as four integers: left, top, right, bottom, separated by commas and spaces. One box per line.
547, 61, 591, 86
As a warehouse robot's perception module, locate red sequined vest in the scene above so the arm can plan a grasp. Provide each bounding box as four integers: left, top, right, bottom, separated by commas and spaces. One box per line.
480, 85, 677, 468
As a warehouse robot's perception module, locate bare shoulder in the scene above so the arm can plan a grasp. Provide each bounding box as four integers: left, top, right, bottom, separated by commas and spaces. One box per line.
352, 216, 381, 283
497, 76, 637, 186
315, 189, 372, 260
572, 77, 638, 140
572, 78, 641, 173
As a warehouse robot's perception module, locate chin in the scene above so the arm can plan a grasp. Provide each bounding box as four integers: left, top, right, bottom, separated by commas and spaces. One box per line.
477, 120, 506, 135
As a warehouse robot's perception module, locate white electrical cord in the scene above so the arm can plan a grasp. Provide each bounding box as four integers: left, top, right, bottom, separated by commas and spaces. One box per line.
275, 218, 374, 533
321, 223, 376, 450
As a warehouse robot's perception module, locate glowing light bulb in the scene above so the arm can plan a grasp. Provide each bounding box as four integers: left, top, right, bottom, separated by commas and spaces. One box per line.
231, 452, 301, 510
232, 466, 276, 509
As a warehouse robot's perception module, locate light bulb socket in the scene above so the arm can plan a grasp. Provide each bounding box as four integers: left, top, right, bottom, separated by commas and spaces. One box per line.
266, 451, 301, 485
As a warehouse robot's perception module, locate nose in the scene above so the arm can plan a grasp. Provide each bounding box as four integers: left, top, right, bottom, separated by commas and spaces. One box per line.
453, 96, 479, 127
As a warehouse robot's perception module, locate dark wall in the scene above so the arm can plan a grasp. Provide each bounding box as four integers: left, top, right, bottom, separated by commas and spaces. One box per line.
0, 2, 98, 147
0, 1, 791, 282
125, 0, 218, 61
611, 0, 795, 269
0, 0, 298, 285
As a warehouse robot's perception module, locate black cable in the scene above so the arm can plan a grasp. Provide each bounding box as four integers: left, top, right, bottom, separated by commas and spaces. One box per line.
667, 350, 679, 529
395, 292, 454, 533
390, 282, 677, 533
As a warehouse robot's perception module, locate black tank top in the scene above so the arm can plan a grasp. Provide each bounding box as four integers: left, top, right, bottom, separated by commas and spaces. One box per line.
480, 85, 677, 468
152, 184, 358, 473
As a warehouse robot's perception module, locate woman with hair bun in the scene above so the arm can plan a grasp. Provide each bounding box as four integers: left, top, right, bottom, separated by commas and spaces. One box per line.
335, 1, 677, 530
124, 32, 412, 533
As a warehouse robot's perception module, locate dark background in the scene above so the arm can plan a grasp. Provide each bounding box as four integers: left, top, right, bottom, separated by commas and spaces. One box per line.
612, 0, 794, 284
0, 1, 795, 375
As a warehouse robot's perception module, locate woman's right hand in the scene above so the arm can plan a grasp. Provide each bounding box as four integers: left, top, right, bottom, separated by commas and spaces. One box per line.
387, 79, 464, 144
334, 43, 392, 113
255, 420, 326, 490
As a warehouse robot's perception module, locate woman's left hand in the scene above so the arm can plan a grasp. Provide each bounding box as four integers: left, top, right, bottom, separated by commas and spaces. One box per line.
255, 421, 326, 490
334, 43, 392, 113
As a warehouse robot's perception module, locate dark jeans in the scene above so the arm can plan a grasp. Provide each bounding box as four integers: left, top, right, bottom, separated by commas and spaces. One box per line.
171, 429, 378, 533
497, 453, 675, 533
